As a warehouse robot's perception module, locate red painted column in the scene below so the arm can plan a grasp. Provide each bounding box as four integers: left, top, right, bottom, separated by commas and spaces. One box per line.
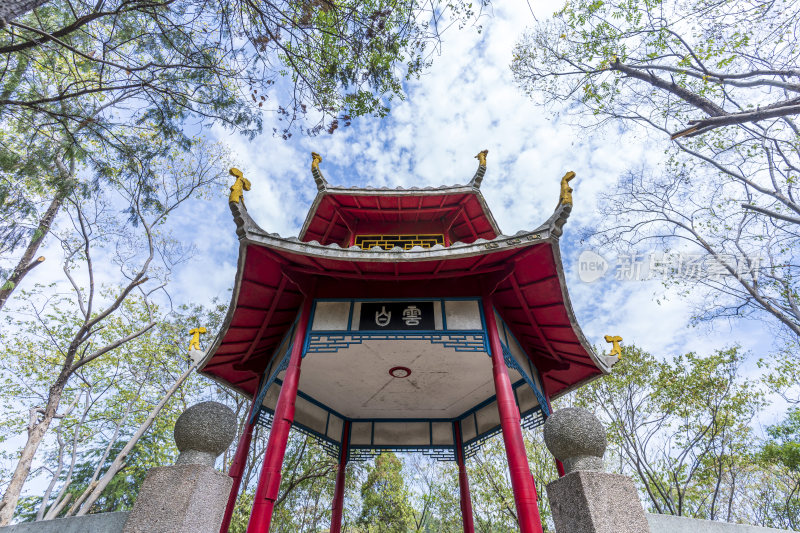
454, 421, 475, 533
481, 296, 544, 533
220, 397, 259, 533
544, 395, 566, 478
555, 457, 566, 478
246, 297, 314, 533
330, 421, 351, 533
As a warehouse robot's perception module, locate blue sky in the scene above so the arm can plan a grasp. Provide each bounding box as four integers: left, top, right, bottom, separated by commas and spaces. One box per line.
14, 1, 782, 420
182, 2, 772, 367
1, 0, 790, 510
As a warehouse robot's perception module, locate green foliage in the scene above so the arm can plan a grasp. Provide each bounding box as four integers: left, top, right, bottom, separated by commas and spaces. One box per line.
226, 431, 366, 533
270, 435, 338, 532
0, 293, 227, 520
16, 432, 176, 522
228, 491, 255, 533
575, 344, 764, 520
468, 430, 558, 533
763, 409, 800, 472
470, 439, 517, 532
358, 453, 413, 532
754, 409, 800, 529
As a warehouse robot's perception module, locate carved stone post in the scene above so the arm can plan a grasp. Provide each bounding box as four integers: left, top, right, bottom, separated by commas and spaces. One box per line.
123, 402, 237, 533
543, 407, 650, 533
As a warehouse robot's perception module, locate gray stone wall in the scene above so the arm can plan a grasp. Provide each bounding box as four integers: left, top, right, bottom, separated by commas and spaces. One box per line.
0, 512, 128, 533
647, 514, 793, 533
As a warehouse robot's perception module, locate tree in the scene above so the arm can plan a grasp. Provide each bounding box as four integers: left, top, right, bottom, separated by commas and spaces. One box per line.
15, 432, 177, 522
269, 434, 338, 532
223, 430, 366, 533
0, 0, 255, 308
403, 455, 459, 532
574, 345, 764, 520
0, 0, 51, 24
0, 295, 210, 521
511, 0, 800, 340
469, 439, 519, 532
358, 452, 413, 532
467, 430, 557, 533
0, 141, 228, 524
754, 408, 800, 529
2, 298, 230, 522
0, 0, 487, 309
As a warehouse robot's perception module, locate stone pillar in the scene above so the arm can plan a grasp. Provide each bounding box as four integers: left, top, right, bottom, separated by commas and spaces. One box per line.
123, 401, 237, 533
543, 407, 650, 533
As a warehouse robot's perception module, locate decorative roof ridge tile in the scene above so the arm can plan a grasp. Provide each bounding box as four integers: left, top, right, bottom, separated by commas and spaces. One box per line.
234, 198, 563, 255
325, 183, 473, 193
235, 188, 570, 254
238, 226, 554, 264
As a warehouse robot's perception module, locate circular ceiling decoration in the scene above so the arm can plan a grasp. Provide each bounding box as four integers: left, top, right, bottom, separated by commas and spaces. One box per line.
389, 366, 412, 378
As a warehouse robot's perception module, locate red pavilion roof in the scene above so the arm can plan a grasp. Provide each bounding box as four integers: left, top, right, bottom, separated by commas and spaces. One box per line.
299, 186, 499, 246
200, 161, 612, 400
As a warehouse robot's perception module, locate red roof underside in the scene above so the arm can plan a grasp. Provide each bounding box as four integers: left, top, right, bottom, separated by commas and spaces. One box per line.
203, 243, 601, 399
300, 192, 497, 246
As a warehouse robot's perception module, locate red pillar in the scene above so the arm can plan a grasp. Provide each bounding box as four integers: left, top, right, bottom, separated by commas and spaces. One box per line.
330, 421, 351, 533
246, 297, 314, 533
555, 457, 566, 477
220, 397, 259, 533
454, 421, 475, 533
482, 296, 544, 533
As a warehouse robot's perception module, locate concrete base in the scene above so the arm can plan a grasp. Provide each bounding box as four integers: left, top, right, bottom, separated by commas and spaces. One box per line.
122, 464, 232, 533
547, 470, 650, 533
0, 513, 128, 533
647, 514, 793, 533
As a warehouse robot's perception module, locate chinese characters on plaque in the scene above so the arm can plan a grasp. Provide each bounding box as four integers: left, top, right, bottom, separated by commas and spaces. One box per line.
359, 302, 435, 330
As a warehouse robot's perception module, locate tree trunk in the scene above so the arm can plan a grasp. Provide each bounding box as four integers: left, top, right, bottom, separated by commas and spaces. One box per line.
0, 193, 62, 311
0, 0, 51, 24
0, 380, 66, 525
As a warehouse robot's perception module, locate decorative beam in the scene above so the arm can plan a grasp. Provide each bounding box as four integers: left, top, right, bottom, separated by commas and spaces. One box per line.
337, 205, 462, 215
238, 276, 288, 366
284, 263, 508, 281
443, 206, 466, 234
460, 210, 479, 241
509, 275, 564, 363
494, 274, 558, 294
320, 211, 341, 244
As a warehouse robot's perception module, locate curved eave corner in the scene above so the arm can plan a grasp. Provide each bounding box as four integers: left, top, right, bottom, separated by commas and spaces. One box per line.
197, 198, 290, 397
549, 238, 613, 395
544, 202, 613, 394
230, 194, 576, 262
197, 237, 256, 398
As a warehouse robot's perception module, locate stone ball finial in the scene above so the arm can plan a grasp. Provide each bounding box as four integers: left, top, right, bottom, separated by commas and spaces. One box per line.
173, 401, 237, 467
543, 407, 607, 475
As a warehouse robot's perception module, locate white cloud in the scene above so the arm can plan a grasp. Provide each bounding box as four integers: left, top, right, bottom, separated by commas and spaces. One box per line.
186, 2, 778, 377
0, 4, 788, 500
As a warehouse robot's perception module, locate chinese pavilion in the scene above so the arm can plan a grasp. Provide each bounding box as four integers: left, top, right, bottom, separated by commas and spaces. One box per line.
200, 151, 616, 533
